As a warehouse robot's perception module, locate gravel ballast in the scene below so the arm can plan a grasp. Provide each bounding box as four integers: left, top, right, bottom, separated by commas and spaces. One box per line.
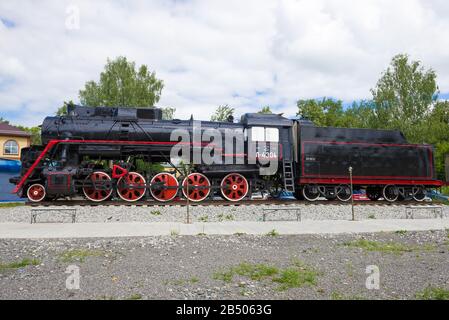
0, 203, 448, 223
0, 231, 448, 300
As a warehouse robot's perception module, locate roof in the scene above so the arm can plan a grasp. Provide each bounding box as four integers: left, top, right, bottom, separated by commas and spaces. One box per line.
0, 122, 31, 137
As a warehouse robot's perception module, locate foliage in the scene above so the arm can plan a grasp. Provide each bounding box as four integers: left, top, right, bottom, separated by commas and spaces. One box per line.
56, 100, 75, 116
258, 106, 272, 114
0, 258, 40, 271
266, 229, 279, 237
135, 159, 164, 174
342, 239, 434, 255
272, 266, 318, 291
15, 125, 41, 145
79, 56, 163, 108
58, 249, 104, 263
0, 117, 9, 124
211, 104, 235, 122
161, 107, 176, 120
371, 54, 438, 135
415, 287, 449, 300
297, 97, 346, 127
213, 260, 319, 291
0, 202, 25, 208
297, 54, 449, 180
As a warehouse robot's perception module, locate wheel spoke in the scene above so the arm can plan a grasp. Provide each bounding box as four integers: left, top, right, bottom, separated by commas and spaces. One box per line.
117, 172, 146, 202
220, 173, 248, 201
182, 173, 211, 202
151, 173, 178, 202
83, 172, 112, 202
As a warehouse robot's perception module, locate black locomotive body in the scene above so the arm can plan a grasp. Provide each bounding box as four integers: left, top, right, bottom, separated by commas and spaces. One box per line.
296, 125, 439, 202
11, 104, 443, 203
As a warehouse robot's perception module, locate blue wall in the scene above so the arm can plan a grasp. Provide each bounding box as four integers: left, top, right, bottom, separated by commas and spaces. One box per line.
0, 160, 23, 202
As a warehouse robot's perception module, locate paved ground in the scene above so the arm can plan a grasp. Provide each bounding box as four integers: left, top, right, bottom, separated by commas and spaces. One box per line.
0, 231, 448, 300
0, 219, 448, 239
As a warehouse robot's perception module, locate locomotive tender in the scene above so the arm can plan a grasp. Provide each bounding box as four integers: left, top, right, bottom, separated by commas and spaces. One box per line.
11, 104, 443, 203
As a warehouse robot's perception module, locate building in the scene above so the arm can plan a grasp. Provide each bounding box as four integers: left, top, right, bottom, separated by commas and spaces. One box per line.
0, 122, 31, 161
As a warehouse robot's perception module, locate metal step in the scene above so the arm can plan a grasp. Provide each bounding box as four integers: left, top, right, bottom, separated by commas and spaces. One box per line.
282, 160, 295, 192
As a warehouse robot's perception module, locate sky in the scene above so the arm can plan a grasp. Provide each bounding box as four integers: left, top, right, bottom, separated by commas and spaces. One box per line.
1, 0, 449, 127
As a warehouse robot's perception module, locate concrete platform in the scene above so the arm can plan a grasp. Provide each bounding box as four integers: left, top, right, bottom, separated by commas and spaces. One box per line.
0, 219, 448, 238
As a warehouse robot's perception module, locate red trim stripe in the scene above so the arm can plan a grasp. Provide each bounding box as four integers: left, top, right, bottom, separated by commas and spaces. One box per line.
13, 139, 213, 193
299, 178, 443, 187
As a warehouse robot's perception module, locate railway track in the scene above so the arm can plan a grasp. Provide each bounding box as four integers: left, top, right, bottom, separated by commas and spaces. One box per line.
25, 199, 435, 207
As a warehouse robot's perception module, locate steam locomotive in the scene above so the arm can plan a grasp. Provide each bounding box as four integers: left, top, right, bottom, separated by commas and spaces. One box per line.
10, 104, 443, 203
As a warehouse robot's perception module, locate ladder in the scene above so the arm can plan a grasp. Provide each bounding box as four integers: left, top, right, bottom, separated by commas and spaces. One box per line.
282, 160, 295, 192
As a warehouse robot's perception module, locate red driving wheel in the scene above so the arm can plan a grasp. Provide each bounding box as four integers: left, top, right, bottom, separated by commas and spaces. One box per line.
182, 173, 211, 202
83, 171, 113, 202
27, 183, 46, 202
150, 173, 179, 202
220, 173, 249, 202
117, 172, 147, 202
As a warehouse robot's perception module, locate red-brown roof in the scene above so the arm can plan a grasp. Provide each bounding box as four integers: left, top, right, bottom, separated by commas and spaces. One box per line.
0, 122, 31, 137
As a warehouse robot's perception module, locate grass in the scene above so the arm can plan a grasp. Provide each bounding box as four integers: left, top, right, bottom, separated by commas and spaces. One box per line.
266, 229, 279, 237
213, 269, 235, 283
198, 215, 209, 222
197, 232, 207, 236
170, 229, 179, 236
59, 249, 104, 263
342, 239, 433, 255
367, 214, 376, 219
0, 258, 40, 271
415, 287, 449, 300
234, 232, 246, 236
213, 260, 319, 291
0, 202, 25, 208
395, 230, 408, 235
217, 213, 235, 221
233, 263, 279, 281
150, 210, 161, 216
127, 293, 142, 300
330, 291, 365, 300
273, 267, 318, 291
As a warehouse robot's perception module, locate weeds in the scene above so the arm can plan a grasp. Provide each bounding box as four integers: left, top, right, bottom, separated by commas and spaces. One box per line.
266, 229, 279, 237
331, 291, 365, 300
127, 293, 142, 300
0, 202, 25, 208
342, 239, 434, 255
0, 258, 40, 271
59, 249, 104, 263
213, 260, 319, 291
415, 287, 449, 300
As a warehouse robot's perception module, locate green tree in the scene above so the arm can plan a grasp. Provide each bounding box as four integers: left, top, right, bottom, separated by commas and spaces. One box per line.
370, 54, 439, 140
211, 104, 235, 122
162, 107, 176, 120
296, 98, 346, 127
258, 106, 272, 114
56, 100, 75, 116
79, 56, 164, 108
16, 125, 41, 145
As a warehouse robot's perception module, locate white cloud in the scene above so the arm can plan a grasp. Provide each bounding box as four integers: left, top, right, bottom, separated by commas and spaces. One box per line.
0, 0, 449, 126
